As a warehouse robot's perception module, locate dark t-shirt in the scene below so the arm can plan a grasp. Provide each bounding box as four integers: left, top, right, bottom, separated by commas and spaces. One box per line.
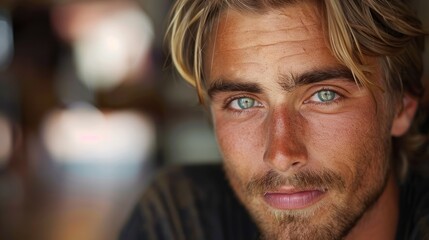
119, 164, 429, 240
396, 169, 429, 239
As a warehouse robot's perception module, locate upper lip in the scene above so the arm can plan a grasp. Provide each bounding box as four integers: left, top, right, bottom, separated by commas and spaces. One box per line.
264, 186, 327, 195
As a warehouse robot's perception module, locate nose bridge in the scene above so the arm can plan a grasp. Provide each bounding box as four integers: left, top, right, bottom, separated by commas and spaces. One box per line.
263, 106, 308, 172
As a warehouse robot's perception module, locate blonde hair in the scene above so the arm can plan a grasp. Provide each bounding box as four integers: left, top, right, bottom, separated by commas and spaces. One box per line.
166, 0, 427, 179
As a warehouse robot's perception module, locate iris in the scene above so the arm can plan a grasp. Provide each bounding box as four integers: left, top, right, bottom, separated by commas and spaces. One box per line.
237, 97, 256, 109
317, 90, 336, 102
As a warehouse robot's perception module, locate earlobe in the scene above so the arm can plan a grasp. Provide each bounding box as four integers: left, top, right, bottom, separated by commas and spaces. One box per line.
391, 94, 418, 137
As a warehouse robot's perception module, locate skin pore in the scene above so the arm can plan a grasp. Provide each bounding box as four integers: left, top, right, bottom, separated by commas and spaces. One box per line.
204, 2, 417, 240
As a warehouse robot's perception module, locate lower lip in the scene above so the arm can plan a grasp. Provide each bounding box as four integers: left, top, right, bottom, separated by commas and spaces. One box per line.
264, 190, 325, 210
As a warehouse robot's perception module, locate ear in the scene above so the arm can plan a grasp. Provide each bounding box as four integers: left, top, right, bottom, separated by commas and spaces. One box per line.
391, 94, 418, 137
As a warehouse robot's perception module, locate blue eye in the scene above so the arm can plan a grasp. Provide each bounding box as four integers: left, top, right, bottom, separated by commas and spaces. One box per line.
238, 97, 255, 109
311, 89, 338, 103
318, 90, 336, 102
230, 97, 259, 110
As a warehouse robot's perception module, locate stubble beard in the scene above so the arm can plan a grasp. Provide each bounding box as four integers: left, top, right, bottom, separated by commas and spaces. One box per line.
224, 152, 391, 240
259, 173, 389, 240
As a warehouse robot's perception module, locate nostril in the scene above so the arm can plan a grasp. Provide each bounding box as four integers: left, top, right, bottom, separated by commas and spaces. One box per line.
291, 161, 300, 166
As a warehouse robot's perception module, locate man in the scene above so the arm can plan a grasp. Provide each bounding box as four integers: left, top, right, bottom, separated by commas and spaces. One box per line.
120, 0, 429, 239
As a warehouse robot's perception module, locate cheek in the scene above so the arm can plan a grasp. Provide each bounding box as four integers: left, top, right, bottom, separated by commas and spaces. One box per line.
213, 114, 266, 183
305, 107, 389, 183
307, 113, 368, 151
215, 120, 262, 160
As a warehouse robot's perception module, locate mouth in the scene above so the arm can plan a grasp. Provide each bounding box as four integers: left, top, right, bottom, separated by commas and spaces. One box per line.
263, 187, 327, 210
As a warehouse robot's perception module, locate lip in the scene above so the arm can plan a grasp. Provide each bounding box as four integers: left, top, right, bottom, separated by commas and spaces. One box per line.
263, 188, 326, 210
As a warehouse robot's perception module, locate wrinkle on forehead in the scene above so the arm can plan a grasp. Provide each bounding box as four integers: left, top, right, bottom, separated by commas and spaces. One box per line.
216, 38, 324, 55
217, 26, 322, 51
214, 7, 323, 53
205, 3, 327, 81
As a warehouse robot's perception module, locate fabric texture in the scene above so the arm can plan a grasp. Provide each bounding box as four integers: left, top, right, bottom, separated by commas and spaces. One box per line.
119, 164, 429, 240
396, 169, 429, 240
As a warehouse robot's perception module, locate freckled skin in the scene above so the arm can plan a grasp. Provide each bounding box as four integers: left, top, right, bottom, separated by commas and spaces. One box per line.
205, 3, 407, 240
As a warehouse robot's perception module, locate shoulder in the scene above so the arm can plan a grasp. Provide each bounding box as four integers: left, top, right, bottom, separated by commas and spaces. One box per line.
119, 164, 258, 240
397, 170, 429, 240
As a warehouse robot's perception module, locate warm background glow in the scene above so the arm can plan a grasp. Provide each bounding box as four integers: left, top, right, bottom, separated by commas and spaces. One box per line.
0, 0, 221, 239
42, 104, 155, 165
0, 114, 12, 167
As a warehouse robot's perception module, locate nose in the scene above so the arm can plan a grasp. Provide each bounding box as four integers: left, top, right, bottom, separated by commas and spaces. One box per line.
263, 107, 308, 172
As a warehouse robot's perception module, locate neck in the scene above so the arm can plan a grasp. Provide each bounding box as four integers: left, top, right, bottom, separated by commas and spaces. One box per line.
346, 172, 399, 240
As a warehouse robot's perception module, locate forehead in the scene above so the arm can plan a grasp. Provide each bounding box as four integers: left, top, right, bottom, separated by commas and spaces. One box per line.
215, 3, 322, 45
204, 3, 334, 81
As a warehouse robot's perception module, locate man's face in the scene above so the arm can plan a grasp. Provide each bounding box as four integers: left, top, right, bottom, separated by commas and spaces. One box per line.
205, 3, 400, 240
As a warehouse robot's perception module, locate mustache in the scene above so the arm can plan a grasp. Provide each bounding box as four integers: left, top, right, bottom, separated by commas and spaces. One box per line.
246, 169, 346, 196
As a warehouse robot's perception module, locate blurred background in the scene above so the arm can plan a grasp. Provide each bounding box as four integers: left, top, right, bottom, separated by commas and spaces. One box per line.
0, 0, 428, 240
0, 0, 221, 239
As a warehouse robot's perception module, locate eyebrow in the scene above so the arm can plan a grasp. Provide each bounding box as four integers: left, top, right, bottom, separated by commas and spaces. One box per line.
207, 67, 356, 98
279, 67, 356, 91
207, 80, 263, 98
